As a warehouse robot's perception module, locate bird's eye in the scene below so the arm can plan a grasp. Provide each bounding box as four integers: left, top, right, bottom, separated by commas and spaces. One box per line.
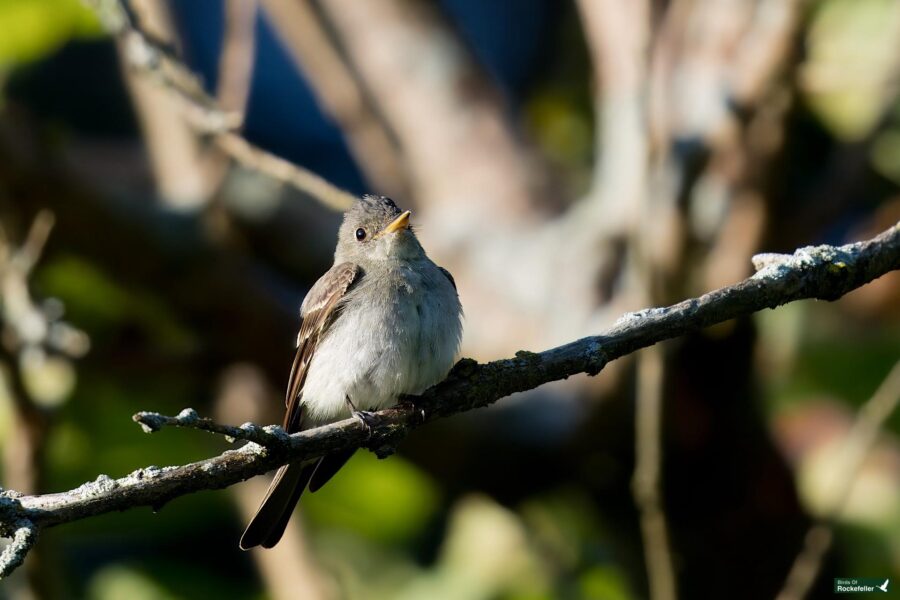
355, 228, 367, 241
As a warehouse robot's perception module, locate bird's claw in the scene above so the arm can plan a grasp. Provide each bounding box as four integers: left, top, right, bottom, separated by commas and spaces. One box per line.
345, 396, 379, 439
396, 396, 426, 423
352, 410, 378, 439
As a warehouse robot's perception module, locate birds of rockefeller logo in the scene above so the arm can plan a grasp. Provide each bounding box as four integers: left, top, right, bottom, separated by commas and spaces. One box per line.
834, 578, 890, 594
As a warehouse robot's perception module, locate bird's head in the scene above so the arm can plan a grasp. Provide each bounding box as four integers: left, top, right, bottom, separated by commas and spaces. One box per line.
335, 195, 423, 264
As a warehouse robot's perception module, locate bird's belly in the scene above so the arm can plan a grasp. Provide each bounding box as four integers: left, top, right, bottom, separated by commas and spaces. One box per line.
300, 288, 456, 425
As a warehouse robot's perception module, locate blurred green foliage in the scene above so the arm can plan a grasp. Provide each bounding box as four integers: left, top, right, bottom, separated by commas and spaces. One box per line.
0, 0, 101, 69
759, 302, 900, 432
37, 255, 198, 356
871, 101, 900, 186
87, 565, 174, 600
804, 0, 900, 141
304, 452, 441, 546
758, 301, 900, 585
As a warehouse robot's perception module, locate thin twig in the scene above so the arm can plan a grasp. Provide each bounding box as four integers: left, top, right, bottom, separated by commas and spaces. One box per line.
214, 133, 355, 211
115, 5, 240, 133
776, 359, 900, 600
0, 518, 38, 578
0, 224, 896, 578
0, 211, 88, 356
133, 408, 290, 447
633, 345, 678, 600
14, 211, 55, 275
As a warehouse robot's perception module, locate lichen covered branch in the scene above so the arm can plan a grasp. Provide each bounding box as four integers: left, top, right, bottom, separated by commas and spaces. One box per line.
133, 408, 290, 447
0, 516, 37, 578
0, 223, 896, 578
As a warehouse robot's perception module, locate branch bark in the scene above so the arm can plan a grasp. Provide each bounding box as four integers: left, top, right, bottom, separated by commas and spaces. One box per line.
0, 222, 897, 577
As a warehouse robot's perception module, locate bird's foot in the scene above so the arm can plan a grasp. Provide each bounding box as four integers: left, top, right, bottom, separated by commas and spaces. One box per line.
396, 395, 426, 423
345, 396, 377, 439
352, 410, 379, 439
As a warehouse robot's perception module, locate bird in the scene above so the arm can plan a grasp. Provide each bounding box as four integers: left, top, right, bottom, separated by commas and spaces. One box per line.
240, 194, 463, 550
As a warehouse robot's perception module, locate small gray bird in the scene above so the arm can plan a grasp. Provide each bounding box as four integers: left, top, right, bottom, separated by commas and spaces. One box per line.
240, 195, 463, 550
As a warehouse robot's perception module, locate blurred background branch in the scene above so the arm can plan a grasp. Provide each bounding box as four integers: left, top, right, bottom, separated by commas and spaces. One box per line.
0, 211, 88, 598
258, 0, 408, 198
777, 359, 900, 600
87, 0, 356, 211
633, 346, 676, 600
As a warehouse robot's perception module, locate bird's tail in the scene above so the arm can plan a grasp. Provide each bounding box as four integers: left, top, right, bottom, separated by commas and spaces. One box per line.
239, 461, 315, 550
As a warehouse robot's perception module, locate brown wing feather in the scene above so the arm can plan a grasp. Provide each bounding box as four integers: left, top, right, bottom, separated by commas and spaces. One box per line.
283, 262, 359, 432
241, 262, 360, 550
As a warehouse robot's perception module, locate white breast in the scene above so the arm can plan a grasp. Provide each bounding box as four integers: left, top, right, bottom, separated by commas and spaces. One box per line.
300, 260, 461, 425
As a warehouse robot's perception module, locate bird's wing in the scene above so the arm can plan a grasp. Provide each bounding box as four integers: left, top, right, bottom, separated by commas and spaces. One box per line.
283, 261, 360, 432
437, 266, 457, 290
242, 262, 360, 550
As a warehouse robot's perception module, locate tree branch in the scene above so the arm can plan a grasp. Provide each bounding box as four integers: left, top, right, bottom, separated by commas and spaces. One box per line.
0, 223, 897, 577
132, 408, 289, 447
84, 0, 356, 212
216, 0, 257, 119
0, 517, 37, 578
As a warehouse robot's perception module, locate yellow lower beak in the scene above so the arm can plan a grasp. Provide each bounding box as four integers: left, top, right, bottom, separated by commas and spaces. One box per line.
381, 210, 411, 235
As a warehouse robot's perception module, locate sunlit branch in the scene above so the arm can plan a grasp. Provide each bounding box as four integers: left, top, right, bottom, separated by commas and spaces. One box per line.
0, 223, 897, 578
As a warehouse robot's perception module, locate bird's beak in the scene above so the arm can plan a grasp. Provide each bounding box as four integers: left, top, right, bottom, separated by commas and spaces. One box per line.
380, 210, 411, 236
